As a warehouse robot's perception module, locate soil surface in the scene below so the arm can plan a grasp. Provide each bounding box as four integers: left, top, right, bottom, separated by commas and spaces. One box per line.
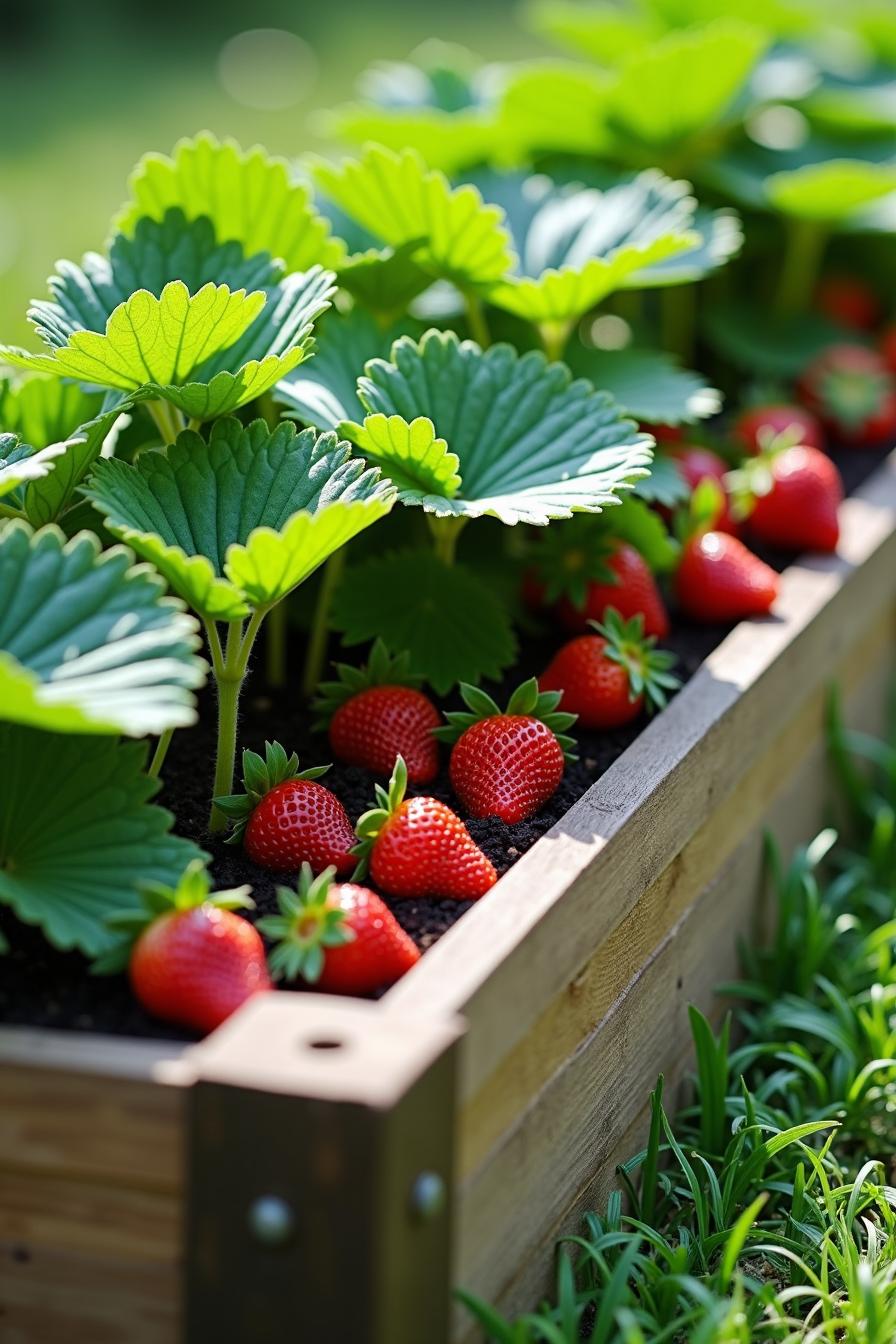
0, 442, 888, 1041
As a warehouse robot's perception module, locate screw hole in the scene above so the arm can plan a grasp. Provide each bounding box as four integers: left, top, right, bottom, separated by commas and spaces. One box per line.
307, 1037, 344, 1051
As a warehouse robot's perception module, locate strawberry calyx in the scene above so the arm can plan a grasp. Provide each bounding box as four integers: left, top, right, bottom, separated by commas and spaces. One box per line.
213, 740, 331, 846
593, 608, 680, 714
312, 638, 424, 729
432, 677, 578, 759
94, 859, 254, 974
817, 364, 892, 431
724, 424, 806, 522
351, 754, 410, 879
256, 863, 354, 984
528, 517, 620, 607
674, 476, 728, 544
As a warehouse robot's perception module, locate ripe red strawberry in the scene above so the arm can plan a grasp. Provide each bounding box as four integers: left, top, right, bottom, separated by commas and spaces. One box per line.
665, 444, 739, 535
258, 863, 420, 995
104, 860, 270, 1034
676, 531, 779, 622
798, 343, 896, 445
314, 639, 439, 784
729, 440, 842, 554
214, 740, 355, 875
434, 679, 576, 824
815, 275, 880, 331
353, 757, 497, 900
540, 609, 679, 730
732, 404, 825, 456
555, 540, 670, 638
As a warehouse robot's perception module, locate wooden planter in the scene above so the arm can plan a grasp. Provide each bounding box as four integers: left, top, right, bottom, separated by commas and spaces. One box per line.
3, 451, 896, 1344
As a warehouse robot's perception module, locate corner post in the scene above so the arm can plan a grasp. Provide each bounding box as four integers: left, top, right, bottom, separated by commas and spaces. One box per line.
184, 994, 464, 1343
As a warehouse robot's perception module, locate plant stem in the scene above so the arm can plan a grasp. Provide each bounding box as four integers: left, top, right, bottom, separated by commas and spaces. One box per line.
541, 321, 572, 363
774, 218, 828, 318
464, 292, 491, 348
660, 285, 696, 363
147, 399, 187, 445
301, 552, 346, 699
147, 728, 174, 779
0, 502, 25, 521
209, 673, 241, 832
428, 515, 467, 566
266, 600, 288, 688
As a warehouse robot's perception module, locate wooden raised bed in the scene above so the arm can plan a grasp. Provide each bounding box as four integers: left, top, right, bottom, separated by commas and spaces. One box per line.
2, 449, 896, 1344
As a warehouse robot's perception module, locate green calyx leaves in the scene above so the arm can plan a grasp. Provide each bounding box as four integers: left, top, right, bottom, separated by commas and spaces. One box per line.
257, 863, 354, 985
84, 417, 395, 621
0, 725, 206, 956
313, 638, 423, 727
213, 740, 330, 845
433, 677, 578, 756
530, 500, 679, 608
0, 522, 205, 737
345, 329, 652, 526
351, 754, 410, 878
594, 608, 680, 714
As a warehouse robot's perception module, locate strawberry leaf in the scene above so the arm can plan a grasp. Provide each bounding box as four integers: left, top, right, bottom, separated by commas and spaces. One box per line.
564, 344, 721, 424
115, 132, 345, 272
0, 521, 205, 736
313, 145, 515, 292
0, 435, 68, 501
0, 725, 206, 956
765, 160, 896, 224
331, 546, 517, 693
347, 415, 462, 501
345, 329, 652, 525
496, 63, 612, 159
704, 301, 849, 378
84, 418, 395, 621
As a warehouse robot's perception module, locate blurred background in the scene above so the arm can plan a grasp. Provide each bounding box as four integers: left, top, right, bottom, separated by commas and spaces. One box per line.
0, 0, 539, 344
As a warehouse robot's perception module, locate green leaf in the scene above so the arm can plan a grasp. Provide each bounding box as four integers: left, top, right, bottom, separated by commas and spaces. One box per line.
336, 240, 432, 316
313, 145, 515, 291
0, 435, 68, 500
1, 276, 333, 421
331, 547, 517, 693
565, 343, 720, 423
84, 418, 394, 620
495, 62, 613, 159
474, 169, 706, 324
323, 107, 498, 177
626, 207, 742, 286
0, 374, 105, 449
30, 210, 282, 349
347, 415, 462, 500
115, 132, 345, 272
25, 404, 125, 527
635, 451, 688, 507
0, 724, 205, 956
765, 160, 896, 224
526, 1, 661, 65
0, 521, 205, 735
275, 307, 405, 431
704, 300, 849, 377
346, 329, 652, 525
606, 20, 768, 150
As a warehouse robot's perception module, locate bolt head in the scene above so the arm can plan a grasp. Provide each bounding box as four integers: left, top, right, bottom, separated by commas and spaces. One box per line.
410, 1171, 446, 1221
247, 1194, 295, 1247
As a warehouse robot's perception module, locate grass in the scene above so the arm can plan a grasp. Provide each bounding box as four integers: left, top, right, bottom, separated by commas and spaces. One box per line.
461, 685, 896, 1342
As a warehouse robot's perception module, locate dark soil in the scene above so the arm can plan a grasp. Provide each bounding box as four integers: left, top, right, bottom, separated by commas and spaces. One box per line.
0, 442, 888, 1041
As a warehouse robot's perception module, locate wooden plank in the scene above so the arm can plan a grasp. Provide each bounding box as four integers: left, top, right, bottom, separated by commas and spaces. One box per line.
185, 994, 463, 1344
450, 643, 895, 1333
385, 452, 896, 1106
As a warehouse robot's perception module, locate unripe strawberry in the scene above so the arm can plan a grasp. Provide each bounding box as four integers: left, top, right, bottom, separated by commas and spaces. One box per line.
103, 860, 270, 1035
259, 863, 419, 995
214, 740, 355, 875
314, 640, 439, 784
354, 758, 497, 900
540, 609, 679, 730
435, 679, 576, 823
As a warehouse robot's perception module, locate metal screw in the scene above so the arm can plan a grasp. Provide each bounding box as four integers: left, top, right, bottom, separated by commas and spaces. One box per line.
247, 1194, 295, 1247
409, 1171, 446, 1221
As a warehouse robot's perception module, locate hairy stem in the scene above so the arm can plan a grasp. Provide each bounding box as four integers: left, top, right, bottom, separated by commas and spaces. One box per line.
208, 621, 246, 832
428, 515, 468, 566
775, 218, 827, 318
147, 728, 174, 780
0, 501, 25, 521
464, 292, 491, 348
147, 399, 187, 445
302, 552, 346, 699
541, 321, 572, 363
